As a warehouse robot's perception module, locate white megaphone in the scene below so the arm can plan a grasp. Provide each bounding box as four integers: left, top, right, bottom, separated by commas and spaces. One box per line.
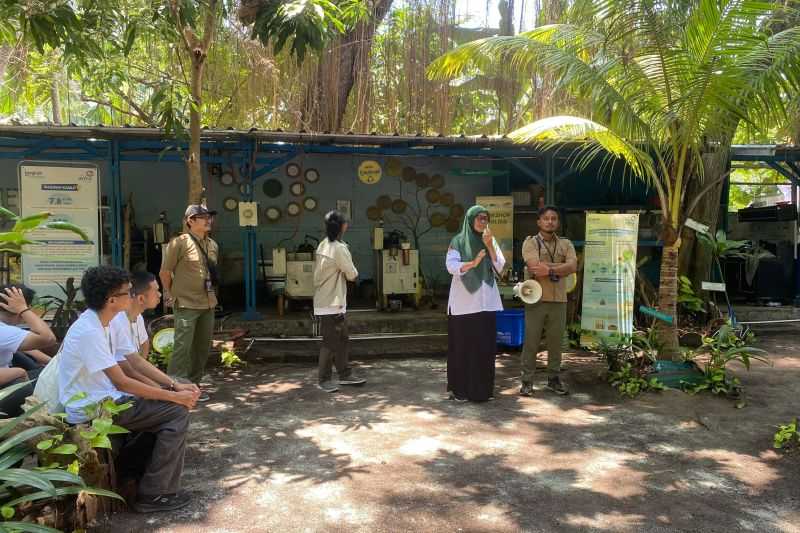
513, 279, 542, 304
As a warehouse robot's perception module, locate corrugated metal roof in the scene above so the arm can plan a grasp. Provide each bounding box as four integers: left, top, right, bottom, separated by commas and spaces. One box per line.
0, 124, 522, 148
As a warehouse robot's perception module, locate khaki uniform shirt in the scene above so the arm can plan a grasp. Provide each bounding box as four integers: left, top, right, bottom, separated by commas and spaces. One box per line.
521, 233, 577, 303
161, 233, 219, 309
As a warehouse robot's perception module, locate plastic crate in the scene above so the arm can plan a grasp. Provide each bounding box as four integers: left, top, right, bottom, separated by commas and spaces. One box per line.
496, 309, 525, 347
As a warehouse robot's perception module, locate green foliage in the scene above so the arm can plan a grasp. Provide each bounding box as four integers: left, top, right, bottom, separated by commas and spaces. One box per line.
566, 322, 588, 349
684, 322, 769, 400
220, 349, 244, 368
678, 276, 705, 314
608, 362, 665, 398
38, 278, 85, 341
247, 0, 345, 62
149, 342, 173, 372
0, 385, 123, 527
773, 419, 800, 450
0, 208, 88, 255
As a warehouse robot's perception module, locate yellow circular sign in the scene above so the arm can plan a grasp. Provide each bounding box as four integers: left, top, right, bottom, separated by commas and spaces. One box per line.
358, 160, 382, 185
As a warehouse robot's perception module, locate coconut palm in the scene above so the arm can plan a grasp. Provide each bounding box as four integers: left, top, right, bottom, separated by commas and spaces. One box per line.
428, 0, 800, 356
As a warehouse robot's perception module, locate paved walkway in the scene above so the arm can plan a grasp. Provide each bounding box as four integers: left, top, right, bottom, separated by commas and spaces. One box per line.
101, 331, 800, 532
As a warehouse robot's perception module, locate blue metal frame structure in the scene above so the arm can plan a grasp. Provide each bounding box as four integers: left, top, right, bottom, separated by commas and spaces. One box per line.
2, 127, 796, 316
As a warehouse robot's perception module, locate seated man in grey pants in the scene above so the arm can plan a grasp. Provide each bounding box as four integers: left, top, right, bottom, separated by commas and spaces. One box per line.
520, 205, 577, 396
58, 266, 199, 513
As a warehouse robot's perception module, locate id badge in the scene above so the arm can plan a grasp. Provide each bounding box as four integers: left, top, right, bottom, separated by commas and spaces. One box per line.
204, 278, 213, 293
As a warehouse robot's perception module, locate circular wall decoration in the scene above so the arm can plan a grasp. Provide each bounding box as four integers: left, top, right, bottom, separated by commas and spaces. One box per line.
290, 182, 305, 196
415, 173, 430, 188
223, 197, 238, 211
450, 204, 465, 219
263, 179, 283, 198
425, 189, 441, 204
376, 195, 392, 210
265, 206, 282, 222
430, 212, 447, 227
358, 160, 382, 185
304, 168, 320, 183
440, 192, 454, 207
366, 206, 381, 221
286, 163, 301, 178
219, 172, 234, 186
303, 197, 318, 211
391, 199, 407, 214
430, 174, 445, 189
287, 202, 301, 216
385, 158, 403, 177
445, 217, 461, 233
401, 166, 416, 183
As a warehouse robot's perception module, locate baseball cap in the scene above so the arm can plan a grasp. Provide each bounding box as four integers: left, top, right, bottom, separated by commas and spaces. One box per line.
184, 204, 217, 218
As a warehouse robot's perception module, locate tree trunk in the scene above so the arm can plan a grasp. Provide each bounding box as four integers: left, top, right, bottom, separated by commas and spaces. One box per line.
187, 57, 205, 204
0, 45, 12, 89
657, 238, 681, 359
303, 0, 393, 132
678, 144, 731, 294
51, 77, 62, 124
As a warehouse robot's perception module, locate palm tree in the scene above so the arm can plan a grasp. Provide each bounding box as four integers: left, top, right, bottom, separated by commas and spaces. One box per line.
429, 0, 800, 356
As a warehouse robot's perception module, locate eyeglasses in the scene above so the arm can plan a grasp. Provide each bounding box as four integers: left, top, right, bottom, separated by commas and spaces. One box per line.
190, 214, 213, 221
110, 286, 133, 299
476, 215, 490, 223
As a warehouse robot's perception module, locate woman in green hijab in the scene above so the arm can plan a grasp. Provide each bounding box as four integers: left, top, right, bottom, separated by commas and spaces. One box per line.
445, 205, 505, 402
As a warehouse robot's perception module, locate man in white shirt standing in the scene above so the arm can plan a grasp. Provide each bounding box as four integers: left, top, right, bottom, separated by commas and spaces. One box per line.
58, 266, 199, 513
0, 285, 57, 417
110, 271, 201, 394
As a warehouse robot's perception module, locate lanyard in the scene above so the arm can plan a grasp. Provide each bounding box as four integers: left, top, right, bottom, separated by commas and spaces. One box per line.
536, 235, 559, 263
129, 319, 141, 353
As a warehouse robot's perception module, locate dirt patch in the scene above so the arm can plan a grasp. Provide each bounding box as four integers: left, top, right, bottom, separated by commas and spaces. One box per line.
97, 330, 800, 532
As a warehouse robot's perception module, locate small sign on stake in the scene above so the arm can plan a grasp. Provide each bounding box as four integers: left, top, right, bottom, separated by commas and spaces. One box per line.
701, 281, 727, 292
685, 217, 710, 235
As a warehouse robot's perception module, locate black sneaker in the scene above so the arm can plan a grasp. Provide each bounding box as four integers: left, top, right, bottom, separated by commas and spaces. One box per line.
546, 377, 569, 395
449, 392, 468, 402
519, 382, 533, 396
317, 381, 339, 393
339, 374, 366, 386
134, 492, 191, 513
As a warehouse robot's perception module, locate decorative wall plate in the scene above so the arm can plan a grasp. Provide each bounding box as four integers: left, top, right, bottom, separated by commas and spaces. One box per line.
401, 166, 416, 182
286, 163, 301, 178
376, 195, 392, 210
220, 172, 234, 186
303, 197, 318, 211
290, 182, 305, 196
263, 179, 282, 198
449, 204, 465, 219
440, 192, 454, 207
366, 206, 381, 221
426, 189, 441, 204
430, 174, 445, 189
430, 212, 447, 227
223, 197, 238, 211
445, 217, 461, 233
265, 206, 282, 222
304, 168, 320, 183
385, 158, 403, 177
391, 199, 407, 214
287, 202, 301, 216
415, 173, 430, 188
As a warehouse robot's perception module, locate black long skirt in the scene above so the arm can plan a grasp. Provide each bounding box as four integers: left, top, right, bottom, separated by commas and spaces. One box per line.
447, 311, 496, 402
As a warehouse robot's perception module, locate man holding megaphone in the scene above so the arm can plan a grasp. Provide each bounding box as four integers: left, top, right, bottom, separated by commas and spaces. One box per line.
519, 205, 577, 396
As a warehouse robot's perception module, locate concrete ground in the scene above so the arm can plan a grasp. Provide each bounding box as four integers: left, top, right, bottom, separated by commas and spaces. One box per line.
99, 328, 800, 533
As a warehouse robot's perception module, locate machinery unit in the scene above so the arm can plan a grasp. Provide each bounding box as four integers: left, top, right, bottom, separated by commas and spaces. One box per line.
285, 254, 315, 298
381, 249, 419, 296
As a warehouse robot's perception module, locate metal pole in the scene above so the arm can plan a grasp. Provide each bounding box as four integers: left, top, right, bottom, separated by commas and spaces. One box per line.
110, 139, 123, 266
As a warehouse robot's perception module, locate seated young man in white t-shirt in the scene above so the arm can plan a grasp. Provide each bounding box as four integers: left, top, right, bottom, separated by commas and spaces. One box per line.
0, 285, 57, 417
58, 266, 199, 513
110, 271, 200, 393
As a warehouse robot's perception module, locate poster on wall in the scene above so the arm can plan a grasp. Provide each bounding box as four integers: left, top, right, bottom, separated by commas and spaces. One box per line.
18, 162, 100, 300
580, 213, 639, 344
475, 195, 513, 272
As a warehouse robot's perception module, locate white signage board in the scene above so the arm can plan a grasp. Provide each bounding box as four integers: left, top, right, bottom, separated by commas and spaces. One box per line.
19, 163, 100, 300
